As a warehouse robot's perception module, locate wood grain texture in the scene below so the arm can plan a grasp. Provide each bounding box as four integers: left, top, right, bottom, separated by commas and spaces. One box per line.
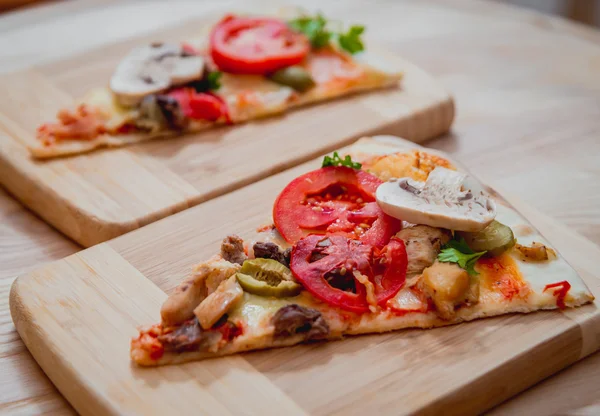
0, 188, 78, 414
9, 140, 600, 416
1, 0, 600, 414
0, 5, 454, 247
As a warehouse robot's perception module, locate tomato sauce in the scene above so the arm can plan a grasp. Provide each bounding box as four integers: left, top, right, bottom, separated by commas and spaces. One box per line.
544, 281, 571, 310
37, 105, 106, 144
216, 320, 244, 342
133, 324, 165, 361
477, 254, 528, 301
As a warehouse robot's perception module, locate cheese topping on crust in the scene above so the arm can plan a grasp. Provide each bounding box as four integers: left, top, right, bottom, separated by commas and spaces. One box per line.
130, 136, 594, 366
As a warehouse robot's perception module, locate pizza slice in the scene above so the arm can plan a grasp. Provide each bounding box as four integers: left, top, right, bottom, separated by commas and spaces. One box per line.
30, 13, 402, 158
130, 135, 594, 366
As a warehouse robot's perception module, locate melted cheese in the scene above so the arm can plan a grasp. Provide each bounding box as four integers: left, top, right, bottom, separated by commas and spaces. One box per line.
226, 173, 592, 348
82, 87, 137, 131
143, 136, 593, 364
299, 48, 395, 103
228, 293, 291, 329
494, 203, 591, 307
388, 287, 428, 312
218, 74, 295, 122
304, 49, 365, 85
76, 47, 400, 140
227, 291, 335, 336
231, 138, 592, 341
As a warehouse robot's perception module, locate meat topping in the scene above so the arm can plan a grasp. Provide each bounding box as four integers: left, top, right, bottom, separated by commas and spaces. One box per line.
194, 276, 244, 329
396, 225, 451, 277
160, 256, 240, 327
221, 235, 247, 265
137, 94, 188, 132
253, 241, 291, 267
157, 318, 220, 353
272, 304, 330, 340
37, 105, 106, 144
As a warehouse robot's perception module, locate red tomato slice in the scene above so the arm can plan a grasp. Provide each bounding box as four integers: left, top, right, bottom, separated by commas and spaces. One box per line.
167, 88, 228, 122
273, 166, 401, 247
209, 15, 309, 75
371, 238, 409, 305
290, 235, 407, 313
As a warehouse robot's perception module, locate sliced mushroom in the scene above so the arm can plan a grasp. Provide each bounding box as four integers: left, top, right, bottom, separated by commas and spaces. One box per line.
376, 167, 496, 232
110, 43, 204, 107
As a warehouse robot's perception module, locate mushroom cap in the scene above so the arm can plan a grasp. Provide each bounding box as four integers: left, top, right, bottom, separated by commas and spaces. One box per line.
376, 167, 496, 232
110, 43, 204, 107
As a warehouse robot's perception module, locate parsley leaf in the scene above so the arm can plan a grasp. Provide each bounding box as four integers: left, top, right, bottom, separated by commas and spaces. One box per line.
338, 25, 365, 54
289, 14, 331, 48
189, 71, 222, 92
437, 237, 486, 276
322, 152, 362, 169
288, 14, 365, 55
444, 237, 475, 255
206, 71, 222, 90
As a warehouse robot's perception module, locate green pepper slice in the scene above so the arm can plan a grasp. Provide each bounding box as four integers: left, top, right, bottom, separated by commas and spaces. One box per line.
269, 66, 316, 92
457, 220, 516, 256
236, 258, 302, 297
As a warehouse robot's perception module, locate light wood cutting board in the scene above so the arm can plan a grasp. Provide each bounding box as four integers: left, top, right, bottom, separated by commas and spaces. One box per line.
9, 138, 600, 416
0, 7, 453, 247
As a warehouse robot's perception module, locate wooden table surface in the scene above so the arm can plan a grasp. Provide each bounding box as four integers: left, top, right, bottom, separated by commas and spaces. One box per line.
1, 0, 599, 414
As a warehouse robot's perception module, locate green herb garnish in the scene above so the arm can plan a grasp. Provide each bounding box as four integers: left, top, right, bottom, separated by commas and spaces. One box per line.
438, 237, 486, 276
322, 152, 362, 169
338, 25, 365, 54
289, 14, 331, 49
189, 71, 222, 92
205, 71, 222, 90
288, 14, 365, 54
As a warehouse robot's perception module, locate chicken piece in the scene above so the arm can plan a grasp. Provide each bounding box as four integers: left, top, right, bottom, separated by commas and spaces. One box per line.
194, 276, 244, 329
396, 225, 451, 277
198, 257, 243, 294
465, 275, 480, 305
221, 235, 247, 265
160, 256, 240, 327
515, 242, 557, 262
420, 261, 470, 320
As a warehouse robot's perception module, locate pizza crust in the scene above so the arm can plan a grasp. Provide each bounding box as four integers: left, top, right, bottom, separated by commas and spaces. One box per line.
130, 136, 594, 367
28, 127, 210, 159
27, 50, 402, 159
134, 294, 592, 367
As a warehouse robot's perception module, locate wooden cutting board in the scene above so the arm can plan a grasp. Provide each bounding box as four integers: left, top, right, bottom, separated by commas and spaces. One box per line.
10, 138, 600, 416
0, 6, 453, 248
